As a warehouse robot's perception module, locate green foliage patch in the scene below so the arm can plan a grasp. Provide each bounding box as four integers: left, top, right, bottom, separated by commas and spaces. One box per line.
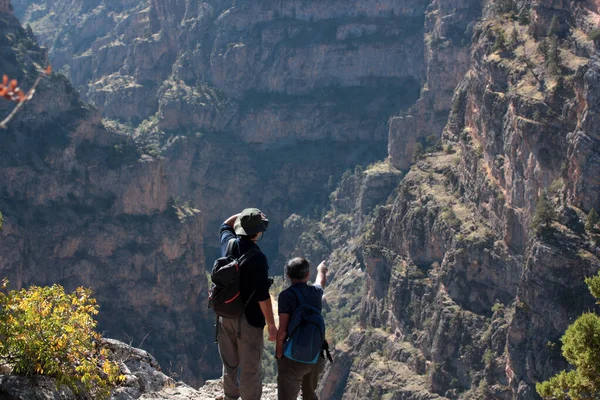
537, 273, 600, 399
0, 281, 123, 398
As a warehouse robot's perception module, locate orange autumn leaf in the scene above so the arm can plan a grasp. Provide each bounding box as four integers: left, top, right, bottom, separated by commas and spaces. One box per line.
0, 65, 52, 128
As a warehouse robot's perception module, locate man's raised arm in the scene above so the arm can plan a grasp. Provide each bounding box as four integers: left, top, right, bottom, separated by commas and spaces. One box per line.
223, 213, 240, 228
315, 261, 328, 289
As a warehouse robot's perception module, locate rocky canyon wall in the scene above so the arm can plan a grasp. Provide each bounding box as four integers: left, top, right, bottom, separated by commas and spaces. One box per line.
6, 0, 436, 390
0, 10, 215, 386
310, 0, 600, 399
3, 0, 600, 398
12, 0, 433, 263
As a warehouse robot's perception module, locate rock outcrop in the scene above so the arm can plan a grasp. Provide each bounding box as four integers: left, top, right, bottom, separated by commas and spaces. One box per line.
13, 0, 426, 131
0, 339, 279, 400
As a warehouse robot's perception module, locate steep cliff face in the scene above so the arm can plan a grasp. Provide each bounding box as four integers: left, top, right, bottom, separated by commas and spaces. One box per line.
0, 10, 213, 387
13, 0, 425, 144
14, 0, 426, 129
389, 0, 483, 170
317, 0, 600, 399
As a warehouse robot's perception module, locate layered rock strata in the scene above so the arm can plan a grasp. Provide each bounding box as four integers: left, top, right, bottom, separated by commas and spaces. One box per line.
12, 0, 429, 251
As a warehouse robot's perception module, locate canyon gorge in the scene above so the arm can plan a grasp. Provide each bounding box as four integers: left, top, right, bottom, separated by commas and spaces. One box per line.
0, 0, 599, 398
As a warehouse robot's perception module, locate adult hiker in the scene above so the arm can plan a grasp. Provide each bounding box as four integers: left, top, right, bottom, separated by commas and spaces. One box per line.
214, 208, 277, 400
276, 257, 329, 400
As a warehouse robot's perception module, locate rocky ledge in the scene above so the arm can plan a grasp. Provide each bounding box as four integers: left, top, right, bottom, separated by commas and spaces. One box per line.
0, 339, 278, 400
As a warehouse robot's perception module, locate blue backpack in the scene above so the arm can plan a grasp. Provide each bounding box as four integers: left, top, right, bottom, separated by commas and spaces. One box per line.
283, 286, 326, 364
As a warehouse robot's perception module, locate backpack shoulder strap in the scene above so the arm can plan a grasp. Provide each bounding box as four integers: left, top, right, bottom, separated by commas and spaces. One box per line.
225, 238, 236, 257
226, 238, 258, 265
289, 286, 306, 305
238, 247, 259, 266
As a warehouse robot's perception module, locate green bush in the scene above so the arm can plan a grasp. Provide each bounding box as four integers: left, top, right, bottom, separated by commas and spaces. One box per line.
0, 281, 123, 398
537, 273, 600, 399
441, 208, 461, 230
548, 179, 564, 197
589, 29, 600, 43
491, 302, 504, 313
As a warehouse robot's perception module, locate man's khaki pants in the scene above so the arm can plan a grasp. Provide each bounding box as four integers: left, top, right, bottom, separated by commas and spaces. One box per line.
277, 356, 326, 400
218, 316, 264, 400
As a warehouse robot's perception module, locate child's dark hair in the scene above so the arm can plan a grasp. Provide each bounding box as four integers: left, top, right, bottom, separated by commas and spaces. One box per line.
285, 257, 310, 280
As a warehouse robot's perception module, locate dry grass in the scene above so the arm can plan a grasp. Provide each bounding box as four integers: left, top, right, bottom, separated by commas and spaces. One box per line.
406, 152, 493, 240
560, 48, 589, 72
365, 158, 400, 176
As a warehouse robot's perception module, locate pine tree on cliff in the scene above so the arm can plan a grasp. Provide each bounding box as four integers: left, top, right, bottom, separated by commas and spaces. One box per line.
547, 36, 561, 77
548, 16, 560, 38
518, 7, 530, 25
493, 28, 507, 52
586, 208, 599, 232
538, 39, 549, 58
532, 194, 556, 236
411, 142, 424, 164
509, 28, 519, 48
537, 272, 600, 399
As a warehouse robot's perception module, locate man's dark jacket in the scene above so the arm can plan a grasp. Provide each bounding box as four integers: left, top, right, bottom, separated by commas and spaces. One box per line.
220, 223, 271, 328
